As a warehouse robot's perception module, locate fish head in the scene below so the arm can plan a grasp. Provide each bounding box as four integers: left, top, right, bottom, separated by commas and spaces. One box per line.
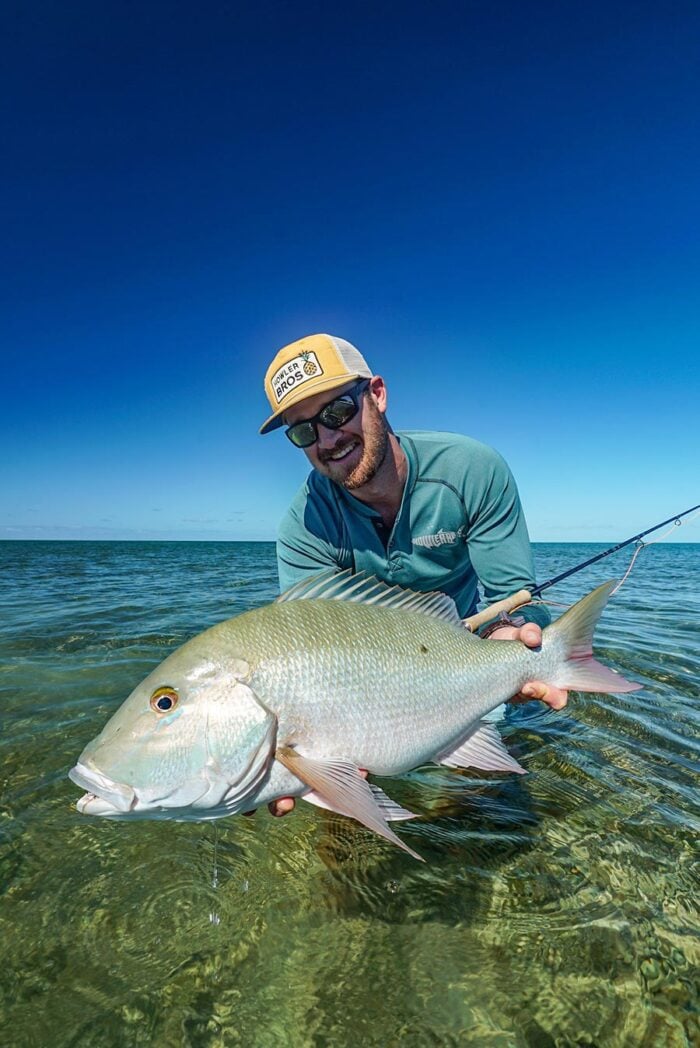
70, 633, 276, 819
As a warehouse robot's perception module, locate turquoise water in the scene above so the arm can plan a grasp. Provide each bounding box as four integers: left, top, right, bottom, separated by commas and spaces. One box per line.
1, 540, 698, 1047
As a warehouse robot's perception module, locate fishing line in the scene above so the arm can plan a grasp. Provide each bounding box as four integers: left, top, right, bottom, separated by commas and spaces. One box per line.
539, 510, 700, 608
609, 507, 700, 594
209, 823, 221, 926
530, 503, 700, 600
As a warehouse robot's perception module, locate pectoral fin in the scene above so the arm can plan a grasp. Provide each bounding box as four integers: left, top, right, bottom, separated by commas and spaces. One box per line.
275, 746, 423, 861
436, 721, 526, 774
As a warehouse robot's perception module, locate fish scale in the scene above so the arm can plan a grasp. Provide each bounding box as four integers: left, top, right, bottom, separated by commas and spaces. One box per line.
243, 600, 518, 774
70, 572, 640, 858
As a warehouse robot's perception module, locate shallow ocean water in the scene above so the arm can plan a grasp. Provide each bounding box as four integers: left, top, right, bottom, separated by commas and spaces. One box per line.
1, 540, 698, 1047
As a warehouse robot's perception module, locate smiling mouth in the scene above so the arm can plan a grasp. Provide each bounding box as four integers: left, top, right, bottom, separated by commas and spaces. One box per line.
324, 440, 360, 463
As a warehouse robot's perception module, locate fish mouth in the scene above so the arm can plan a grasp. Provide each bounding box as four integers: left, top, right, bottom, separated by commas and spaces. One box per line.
69, 762, 136, 816
69, 760, 228, 818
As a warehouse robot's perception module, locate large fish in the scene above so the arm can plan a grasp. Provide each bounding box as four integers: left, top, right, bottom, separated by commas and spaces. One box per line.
70, 572, 640, 860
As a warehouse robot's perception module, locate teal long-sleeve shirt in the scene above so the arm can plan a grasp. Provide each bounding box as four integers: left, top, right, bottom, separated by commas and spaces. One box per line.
276, 431, 550, 629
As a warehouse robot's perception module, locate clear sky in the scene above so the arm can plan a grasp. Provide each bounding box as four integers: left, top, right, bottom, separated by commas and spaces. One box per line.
2, 1, 699, 543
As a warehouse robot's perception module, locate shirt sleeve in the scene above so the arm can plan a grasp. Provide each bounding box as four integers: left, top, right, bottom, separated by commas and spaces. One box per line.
276, 480, 349, 593
463, 448, 551, 630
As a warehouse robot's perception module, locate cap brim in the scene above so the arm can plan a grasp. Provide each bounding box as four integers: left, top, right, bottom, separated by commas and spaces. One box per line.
259, 373, 365, 434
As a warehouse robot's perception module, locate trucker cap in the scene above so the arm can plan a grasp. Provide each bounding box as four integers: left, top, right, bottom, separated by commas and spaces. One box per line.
260, 334, 372, 434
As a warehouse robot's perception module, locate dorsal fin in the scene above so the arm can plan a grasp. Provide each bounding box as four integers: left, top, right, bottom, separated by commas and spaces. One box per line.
276, 569, 462, 625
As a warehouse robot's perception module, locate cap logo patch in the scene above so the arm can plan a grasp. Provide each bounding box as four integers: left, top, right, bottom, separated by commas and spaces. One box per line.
270, 351, 324, 404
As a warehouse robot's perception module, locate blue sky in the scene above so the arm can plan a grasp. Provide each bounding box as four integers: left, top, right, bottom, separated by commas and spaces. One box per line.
2, 1, 698, 543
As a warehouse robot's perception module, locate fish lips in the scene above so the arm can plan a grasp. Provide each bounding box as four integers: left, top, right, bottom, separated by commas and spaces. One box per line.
69, 762, 136, 816
69, 761, 229, 817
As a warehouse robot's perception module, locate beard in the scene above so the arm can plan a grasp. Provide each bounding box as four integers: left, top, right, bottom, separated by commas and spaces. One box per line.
318, 396, 390, 490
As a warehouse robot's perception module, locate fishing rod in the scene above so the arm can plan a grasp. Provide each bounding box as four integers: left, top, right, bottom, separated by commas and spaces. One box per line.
465, 503, 700, 631
530, 502, 700, 598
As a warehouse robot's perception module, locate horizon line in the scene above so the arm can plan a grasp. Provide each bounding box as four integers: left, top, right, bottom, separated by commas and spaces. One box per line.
1, 536, 698, 545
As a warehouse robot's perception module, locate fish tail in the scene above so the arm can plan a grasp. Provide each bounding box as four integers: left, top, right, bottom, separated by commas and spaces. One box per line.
544, 581, 641, 693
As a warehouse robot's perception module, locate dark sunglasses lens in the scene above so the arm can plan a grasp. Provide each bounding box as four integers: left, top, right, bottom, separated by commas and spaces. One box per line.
285, 383, 366, 448
286, 421, 317, 448
318, 396, 358, 430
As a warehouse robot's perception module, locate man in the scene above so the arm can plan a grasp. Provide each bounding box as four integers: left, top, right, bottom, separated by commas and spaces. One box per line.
258, 333, 567, 816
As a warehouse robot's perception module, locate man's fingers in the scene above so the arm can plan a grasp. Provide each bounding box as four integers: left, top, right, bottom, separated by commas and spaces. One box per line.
268, 797, 296, 817
543, 689, 568, 710
520, 623, 542, 648
520, 681, 568, 709
486, 623, 542, 646
520, 682, 546, 700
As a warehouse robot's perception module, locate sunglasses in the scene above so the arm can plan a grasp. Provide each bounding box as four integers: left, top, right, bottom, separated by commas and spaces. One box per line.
285, 379, 371, 448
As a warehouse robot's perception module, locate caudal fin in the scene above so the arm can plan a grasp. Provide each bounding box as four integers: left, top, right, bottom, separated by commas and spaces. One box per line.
546, 581, 641, 694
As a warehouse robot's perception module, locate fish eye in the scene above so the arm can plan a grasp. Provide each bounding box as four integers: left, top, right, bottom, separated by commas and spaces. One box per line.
150, 686, 179, 713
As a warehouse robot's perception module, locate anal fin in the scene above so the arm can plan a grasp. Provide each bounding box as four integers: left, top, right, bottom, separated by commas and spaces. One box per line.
276, 746, 423, 860
303, 783, 417, 822
368, 783, 418, 822
436, 721, 526, 775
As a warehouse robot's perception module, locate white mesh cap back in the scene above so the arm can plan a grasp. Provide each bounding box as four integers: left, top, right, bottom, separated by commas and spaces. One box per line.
327, 336, 372, 377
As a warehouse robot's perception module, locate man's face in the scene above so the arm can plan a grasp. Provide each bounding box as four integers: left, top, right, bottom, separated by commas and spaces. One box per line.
284, 377, 390, 490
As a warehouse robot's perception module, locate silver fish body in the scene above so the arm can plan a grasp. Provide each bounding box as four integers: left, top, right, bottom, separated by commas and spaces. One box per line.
247, 600, 523, 772
70, 572, 640, 858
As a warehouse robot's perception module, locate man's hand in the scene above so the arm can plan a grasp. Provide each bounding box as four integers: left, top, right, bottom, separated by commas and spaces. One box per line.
486, 621, 569, 710
268, 797, 297, 817
244, 769, 369, 819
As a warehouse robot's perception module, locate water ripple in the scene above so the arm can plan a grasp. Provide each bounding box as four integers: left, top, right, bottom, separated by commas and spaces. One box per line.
1, 539, 698, 1046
